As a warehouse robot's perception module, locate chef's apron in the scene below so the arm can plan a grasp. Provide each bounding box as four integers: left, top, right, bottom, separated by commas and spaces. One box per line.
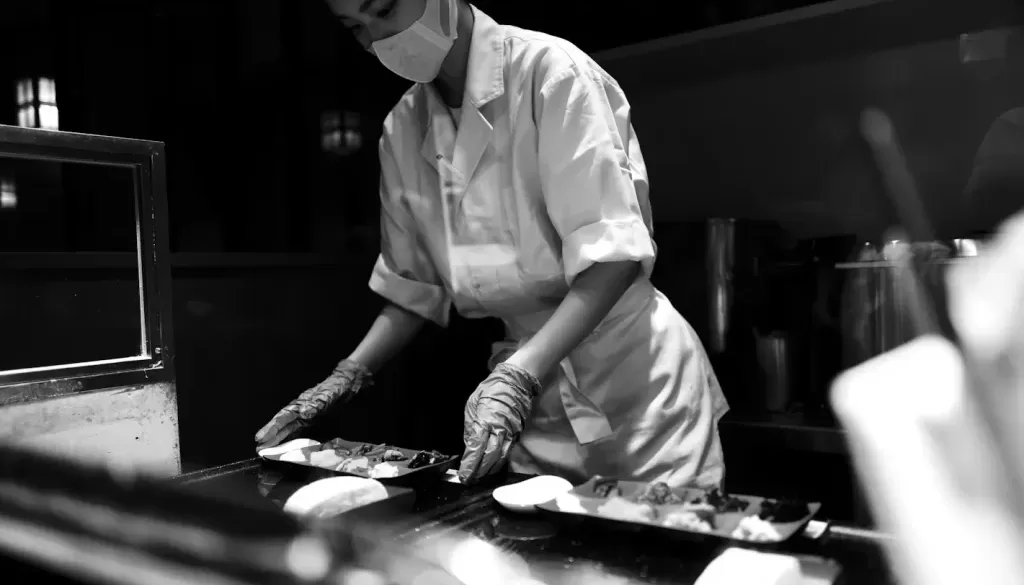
482, 277, 729, 489
427, 101, 728, 490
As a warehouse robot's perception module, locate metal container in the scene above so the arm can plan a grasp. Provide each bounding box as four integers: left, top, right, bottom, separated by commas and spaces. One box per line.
754, 331, 793, 413
838, 239, 964, 367
706, 218, 736, 354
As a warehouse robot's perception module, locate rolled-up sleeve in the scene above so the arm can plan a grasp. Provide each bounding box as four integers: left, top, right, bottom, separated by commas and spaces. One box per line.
368, 137, 451, 327
536, 62, 656, 285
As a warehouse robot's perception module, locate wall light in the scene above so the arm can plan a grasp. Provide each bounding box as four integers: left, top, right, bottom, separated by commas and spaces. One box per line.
15, 77, 59, 130
0, 179, 17, 210
321, 110, 362, 156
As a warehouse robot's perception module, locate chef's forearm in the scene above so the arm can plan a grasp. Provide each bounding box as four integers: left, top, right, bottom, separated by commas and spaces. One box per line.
506, 260, 641, 380
346, 302, 427, 373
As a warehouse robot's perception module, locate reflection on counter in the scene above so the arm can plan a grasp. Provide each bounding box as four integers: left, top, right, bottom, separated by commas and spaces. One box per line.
172, 459, 897, 585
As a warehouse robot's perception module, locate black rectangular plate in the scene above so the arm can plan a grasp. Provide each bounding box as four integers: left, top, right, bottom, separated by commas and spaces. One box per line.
535, 476, 821, 546
260, 439, 458, 488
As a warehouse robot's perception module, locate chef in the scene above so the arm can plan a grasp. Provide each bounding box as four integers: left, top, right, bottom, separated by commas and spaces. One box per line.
256, 0, 730, 487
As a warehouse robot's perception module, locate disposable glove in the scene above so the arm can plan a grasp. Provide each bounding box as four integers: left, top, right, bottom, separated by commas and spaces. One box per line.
458, 362, 542, 484
255, 359, 373, 451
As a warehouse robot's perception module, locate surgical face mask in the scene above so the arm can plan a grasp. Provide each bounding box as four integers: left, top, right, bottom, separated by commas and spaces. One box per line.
371, 0, 459, 83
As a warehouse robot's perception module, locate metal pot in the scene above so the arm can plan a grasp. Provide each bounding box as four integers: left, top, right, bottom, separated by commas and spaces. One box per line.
754, 331, 793, 413
838, 239, 968, 367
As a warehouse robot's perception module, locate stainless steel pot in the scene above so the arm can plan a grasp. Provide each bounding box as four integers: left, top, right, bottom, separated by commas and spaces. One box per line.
838, 239, 973, 367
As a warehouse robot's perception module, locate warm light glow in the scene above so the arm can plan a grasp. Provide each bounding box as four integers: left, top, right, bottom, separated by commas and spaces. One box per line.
39, 104, 59, 130
13, 77, 58, 130
15, 79, 33, 106
38, 78, 56, 105
0, 179, 17, 210
17, 106, 35, 129
321, 109, 362, 155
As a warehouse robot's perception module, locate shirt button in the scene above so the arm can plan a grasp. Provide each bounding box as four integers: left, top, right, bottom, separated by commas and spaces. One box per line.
436, 154, 443, 160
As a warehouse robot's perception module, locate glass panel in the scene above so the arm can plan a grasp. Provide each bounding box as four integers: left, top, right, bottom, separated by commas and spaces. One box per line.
38, 78, 57, 105
0, 157, 143, 372
17, 106, 36, 129
38, 105, 59, 130
15, 79, 34, 107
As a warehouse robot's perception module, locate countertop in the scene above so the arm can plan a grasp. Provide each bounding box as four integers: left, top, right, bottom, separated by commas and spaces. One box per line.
172, 459, 898, 585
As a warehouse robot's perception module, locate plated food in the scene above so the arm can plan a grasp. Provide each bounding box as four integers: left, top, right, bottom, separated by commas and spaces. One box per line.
537, 476, 820, 544
259, 437, 455, 481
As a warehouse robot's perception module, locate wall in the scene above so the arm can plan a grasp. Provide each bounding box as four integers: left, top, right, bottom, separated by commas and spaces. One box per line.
170, 255, 501, 471
605, 28, 1024, 240
0, 382, 180, 477
0, 254, 499, 472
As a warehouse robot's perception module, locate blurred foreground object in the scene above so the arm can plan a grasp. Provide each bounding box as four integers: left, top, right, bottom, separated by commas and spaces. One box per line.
831, 211, 1024, 585
0, 441, 635, 585
695, 547, 840, 585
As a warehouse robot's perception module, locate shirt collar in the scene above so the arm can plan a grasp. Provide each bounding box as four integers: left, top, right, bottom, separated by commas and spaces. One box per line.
462, 5, 505, 108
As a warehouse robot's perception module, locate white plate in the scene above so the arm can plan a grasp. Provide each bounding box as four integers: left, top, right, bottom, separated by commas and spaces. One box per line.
258, 438, 321, 458
492, 475, 573, 514
283, 476, 389, 519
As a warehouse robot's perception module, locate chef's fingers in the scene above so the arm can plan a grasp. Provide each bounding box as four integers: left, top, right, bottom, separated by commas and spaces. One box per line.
475, 430, 510, 480
255, 410, 290, 442
458, 425, 491, 484
255, 412, 301, 451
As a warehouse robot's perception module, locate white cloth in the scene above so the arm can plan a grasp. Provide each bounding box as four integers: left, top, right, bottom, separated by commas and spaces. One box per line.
368, 6, 729, 487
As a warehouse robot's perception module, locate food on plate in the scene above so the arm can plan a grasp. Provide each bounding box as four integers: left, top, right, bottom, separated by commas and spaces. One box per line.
309, 449, 347, 469
279, 449, 313, 463
592, 477, 622, 498
356, 443, 384, 456
692, 488, 748, 514
635, 481, 685, 505
408, 450, 446, 469
731, 515, 782, 542
258, 438, 321, 458
319, 439, 352, 456
757, 499, 810, 523
663, 510, 715, 532
269, 438, 449, 478
555, 493, 588, 514
370, 462, 401, 479
336, 457, 370, 474
282, 477, 389, 519
596, 496, 657, 523
382, 449, 407, 462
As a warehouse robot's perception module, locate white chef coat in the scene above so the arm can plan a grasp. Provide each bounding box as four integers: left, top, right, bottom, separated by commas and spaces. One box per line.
368, 6, 729, 488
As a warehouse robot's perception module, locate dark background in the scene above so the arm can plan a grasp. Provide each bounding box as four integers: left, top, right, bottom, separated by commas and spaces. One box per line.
1, 0, 1023, 524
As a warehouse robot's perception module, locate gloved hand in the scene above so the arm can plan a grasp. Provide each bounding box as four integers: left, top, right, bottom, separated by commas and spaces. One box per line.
254, 359, 373, 451
458, 362, 542, 484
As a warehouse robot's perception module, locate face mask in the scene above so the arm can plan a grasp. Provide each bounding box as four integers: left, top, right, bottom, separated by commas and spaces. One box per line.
372, 0, 459, 83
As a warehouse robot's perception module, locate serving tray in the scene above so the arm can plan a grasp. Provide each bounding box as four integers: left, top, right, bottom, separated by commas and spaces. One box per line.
259, 438, 458, 488
535, 476, 821, 545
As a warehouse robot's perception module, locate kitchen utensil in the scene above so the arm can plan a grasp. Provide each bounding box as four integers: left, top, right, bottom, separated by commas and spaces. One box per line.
859, 107, 1024, 522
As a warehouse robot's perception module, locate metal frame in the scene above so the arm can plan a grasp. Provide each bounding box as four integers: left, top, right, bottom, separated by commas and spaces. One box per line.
0, 125, 175, 403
